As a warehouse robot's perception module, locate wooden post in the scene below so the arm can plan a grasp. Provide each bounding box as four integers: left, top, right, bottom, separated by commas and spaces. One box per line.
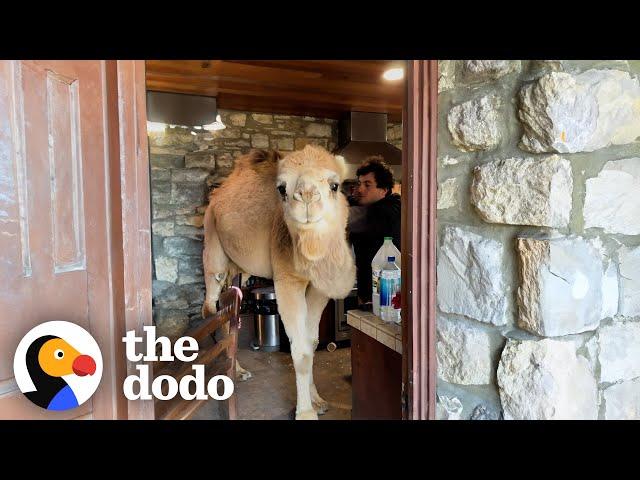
401, 60, 438, 420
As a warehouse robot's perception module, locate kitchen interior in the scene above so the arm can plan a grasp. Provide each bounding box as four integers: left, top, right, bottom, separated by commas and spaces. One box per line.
145, 60, 406, 420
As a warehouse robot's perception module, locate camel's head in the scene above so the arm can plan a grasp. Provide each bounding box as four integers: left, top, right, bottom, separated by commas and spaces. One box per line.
276, 145, 348, 232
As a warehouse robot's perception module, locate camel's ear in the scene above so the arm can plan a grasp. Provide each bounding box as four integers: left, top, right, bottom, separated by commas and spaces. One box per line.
334, 155, 347, 181
249, 149, 282, 165
271, 150, 283, 162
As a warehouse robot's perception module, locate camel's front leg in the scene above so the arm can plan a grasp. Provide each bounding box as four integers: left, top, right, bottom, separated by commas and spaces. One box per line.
274, 278, 316, 420
306, 284, 330, 415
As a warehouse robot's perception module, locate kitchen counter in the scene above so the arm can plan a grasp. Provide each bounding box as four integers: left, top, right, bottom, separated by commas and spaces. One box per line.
346, 309, 402, 354
346, 309, 402, 420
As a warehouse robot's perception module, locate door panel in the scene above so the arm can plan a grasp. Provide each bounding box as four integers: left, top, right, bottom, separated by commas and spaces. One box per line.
0, 60, 113, 419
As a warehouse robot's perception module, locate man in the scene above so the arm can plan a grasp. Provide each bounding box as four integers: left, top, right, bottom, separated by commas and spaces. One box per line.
347, 156, 401, 307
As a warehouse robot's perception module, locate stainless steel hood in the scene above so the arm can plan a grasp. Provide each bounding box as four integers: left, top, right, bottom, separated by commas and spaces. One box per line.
333, 111, 402, 180
333, 111, 402, 165
146, 91, 218, 126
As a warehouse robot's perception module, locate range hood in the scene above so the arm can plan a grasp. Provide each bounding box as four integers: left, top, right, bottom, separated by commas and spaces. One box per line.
333, 111, 402, 166
146, 91, 218, 126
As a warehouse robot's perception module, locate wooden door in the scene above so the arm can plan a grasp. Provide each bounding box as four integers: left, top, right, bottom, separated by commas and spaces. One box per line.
0, 60, 151, 419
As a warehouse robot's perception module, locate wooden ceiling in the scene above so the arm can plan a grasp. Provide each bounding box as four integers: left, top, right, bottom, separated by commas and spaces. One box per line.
145, 60, 404, 122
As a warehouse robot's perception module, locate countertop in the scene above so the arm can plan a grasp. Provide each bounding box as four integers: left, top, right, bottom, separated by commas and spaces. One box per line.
346, 309, 402, 354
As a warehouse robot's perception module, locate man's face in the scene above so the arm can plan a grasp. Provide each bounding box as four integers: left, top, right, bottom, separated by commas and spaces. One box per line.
356, 172, 387, 206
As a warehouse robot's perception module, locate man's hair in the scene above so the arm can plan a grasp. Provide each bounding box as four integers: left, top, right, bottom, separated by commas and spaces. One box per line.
356, 156, 395, 195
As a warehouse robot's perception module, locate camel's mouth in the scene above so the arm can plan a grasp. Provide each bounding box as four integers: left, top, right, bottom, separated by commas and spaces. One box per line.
286, 207, 324, 227
295, 218, 322, 229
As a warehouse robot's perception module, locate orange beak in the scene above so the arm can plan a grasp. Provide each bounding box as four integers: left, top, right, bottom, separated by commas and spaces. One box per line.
72, 354, 96, 376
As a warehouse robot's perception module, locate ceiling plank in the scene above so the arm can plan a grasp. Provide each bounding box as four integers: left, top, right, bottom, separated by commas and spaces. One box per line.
145, 72, 402, 105
145, 60, 404, 122
223, 60, 400, 78
145, 65, 403, 98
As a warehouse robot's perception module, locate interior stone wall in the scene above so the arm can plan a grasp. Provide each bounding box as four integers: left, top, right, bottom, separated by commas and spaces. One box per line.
148, 109, 401, 338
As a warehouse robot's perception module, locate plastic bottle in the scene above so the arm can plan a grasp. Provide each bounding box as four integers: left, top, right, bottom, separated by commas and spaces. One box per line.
380, 256, 401, 324
372, 237, 401, 316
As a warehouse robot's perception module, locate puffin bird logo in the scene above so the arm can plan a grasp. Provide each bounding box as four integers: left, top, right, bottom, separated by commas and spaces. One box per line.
14, 321, 103, 412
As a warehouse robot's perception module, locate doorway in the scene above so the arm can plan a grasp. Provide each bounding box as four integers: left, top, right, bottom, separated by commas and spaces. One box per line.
144, 60, 435, 420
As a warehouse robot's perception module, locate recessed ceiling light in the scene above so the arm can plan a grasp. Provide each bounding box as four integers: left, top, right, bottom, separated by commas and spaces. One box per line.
383, 68, 404, 81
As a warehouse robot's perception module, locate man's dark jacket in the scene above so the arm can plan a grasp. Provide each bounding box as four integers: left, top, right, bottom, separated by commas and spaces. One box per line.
348, 193, 401, 303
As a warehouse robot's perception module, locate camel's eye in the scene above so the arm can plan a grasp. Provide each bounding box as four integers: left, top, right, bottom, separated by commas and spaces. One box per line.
330, 182, 339, 192
277, 184, 287, 198
54, 349, 64, 360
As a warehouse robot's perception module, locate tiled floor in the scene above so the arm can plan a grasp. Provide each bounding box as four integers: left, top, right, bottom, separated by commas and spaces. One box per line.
191, 314, 353, 420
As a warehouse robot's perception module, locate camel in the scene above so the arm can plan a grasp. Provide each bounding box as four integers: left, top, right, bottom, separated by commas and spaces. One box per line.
202, 145, 356, 420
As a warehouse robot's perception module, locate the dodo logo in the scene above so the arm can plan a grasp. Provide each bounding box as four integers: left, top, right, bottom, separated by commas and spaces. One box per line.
13, 321, 103, 411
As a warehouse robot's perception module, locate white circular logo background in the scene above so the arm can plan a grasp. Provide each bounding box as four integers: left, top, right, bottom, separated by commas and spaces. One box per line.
13, 321, 103, 408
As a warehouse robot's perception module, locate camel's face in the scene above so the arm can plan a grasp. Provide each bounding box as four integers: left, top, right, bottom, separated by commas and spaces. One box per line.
277, 166, 343, 229
276, 146, 346, 231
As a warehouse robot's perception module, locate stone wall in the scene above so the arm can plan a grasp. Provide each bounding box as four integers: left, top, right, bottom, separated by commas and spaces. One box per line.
436, 60, 640, 420
387, 122, 402, 150
149, 109, 401, 337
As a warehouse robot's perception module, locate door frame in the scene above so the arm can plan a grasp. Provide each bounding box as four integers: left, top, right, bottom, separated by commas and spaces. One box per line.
105, 60, 154, 420
113, 59, 439, 420
401, 60, 438, 420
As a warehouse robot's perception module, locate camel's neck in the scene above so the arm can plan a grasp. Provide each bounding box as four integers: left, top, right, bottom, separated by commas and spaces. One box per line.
289, 216, 356, 299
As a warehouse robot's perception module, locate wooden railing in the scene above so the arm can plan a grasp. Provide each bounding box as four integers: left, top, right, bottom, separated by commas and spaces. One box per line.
153, 287, 241, 420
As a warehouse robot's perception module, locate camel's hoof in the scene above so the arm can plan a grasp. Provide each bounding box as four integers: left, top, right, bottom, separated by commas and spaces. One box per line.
237, 369, 253, 381
296, 410, 319, 420
313, 399, 329, 415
